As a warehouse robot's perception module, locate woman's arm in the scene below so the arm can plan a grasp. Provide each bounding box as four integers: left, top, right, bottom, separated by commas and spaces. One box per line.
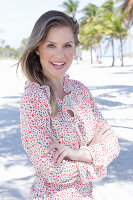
73, 89, 120, 184
77, 120, 115, 164
20, 90, 78, 185
83, 90, 120, 167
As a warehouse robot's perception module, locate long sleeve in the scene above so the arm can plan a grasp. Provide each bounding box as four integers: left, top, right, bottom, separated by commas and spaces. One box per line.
87, 89, 120, 166
20, 89, 78, 185
75, 88, 120, 184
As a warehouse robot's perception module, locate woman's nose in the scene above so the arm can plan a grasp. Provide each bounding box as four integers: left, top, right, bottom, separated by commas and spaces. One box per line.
55, 48, 65, 58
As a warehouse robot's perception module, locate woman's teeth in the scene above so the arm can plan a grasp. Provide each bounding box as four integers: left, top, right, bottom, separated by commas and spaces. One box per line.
51, 62, 65, 66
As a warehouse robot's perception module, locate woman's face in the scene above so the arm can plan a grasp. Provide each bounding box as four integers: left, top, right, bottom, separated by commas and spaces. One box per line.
36, 26, 75, 82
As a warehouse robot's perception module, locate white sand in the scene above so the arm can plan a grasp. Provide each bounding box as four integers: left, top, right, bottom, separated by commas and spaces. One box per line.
0, 57, 133, 200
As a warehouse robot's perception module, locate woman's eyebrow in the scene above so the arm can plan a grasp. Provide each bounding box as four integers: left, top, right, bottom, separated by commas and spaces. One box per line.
45, 41, 74, 44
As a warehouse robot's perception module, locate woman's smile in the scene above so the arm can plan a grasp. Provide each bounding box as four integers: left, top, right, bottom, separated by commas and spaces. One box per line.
50, 61, 66, 70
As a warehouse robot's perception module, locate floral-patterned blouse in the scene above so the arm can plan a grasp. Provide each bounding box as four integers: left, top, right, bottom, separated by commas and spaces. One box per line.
20, 74, 120, 200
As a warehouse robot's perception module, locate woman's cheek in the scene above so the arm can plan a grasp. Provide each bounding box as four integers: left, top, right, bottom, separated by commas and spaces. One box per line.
65, 49, 75, 58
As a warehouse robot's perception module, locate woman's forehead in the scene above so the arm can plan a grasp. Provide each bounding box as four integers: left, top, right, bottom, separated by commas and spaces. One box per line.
45, 26, 74, 42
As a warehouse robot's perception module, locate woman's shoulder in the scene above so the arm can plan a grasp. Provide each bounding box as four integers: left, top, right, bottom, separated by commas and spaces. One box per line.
65, 74, 85, 89
21, 80, 50, 102
67, 76, 91, 96
20, 81, 51, 115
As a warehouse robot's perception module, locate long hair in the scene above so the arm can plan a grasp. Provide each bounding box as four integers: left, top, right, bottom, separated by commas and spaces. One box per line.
19, 10, 79, 117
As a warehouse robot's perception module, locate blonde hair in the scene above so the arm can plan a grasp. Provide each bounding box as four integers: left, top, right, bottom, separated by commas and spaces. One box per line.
19, 10, 79, 117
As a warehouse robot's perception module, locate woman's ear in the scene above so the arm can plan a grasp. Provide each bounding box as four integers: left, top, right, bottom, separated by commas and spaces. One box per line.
35, 48, 39, 55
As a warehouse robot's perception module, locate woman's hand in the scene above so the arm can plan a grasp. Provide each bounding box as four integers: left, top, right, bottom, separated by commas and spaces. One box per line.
46, 133, 79, 166
88, 120, 112, 146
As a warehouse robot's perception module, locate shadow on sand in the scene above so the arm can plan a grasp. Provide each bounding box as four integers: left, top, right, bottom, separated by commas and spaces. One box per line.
0, 95, 33, 200
96, 137, 133, 186
88, 84, 133, 184
88, 84, 133, 111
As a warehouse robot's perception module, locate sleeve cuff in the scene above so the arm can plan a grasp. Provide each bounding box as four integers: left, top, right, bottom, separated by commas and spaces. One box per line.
80, 144, 106, 167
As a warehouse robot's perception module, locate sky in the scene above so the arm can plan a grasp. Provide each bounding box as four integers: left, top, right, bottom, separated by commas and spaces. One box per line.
0, 0, 107, 48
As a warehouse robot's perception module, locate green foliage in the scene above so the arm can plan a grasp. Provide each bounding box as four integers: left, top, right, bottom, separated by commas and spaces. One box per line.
119, 0, 133, 28
80, 3, 104, 50
0, 37, 29, 60
78, 0, 131, 66
61, 0, 79, 18
0, 45, 18, 59
81, 3, 98, 18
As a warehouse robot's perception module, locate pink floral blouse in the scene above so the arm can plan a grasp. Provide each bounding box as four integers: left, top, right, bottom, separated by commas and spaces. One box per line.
20, 74, 120, 200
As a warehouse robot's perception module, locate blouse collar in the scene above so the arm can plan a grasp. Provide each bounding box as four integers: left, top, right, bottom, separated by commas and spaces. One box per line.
24, 74, 73, 96
63, 74, 73, 94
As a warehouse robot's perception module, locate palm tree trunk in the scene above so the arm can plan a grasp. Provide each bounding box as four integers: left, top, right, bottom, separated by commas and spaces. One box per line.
90, 44, 93, 64
111, 37, 115, 66
99, 42, 102, 59
72, 10, 76, 19
120, 38, 124, 66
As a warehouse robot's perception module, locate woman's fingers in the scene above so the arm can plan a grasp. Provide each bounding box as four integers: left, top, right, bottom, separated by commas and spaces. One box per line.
46, 133, 83, 165
99, 123, 111, 135
47, 132, 58, 142
89, 121, 112, 145
46, 141, 64, 154
56, 151, 68, 165
49, 144, 70, 165
53, 149, 68, 165
95, 121, 111, 135
101, 130, 112, 140
46, 141, 74, 165
95, 120, 105, 134
52, 149, 63, 164
46, 143, 56, 153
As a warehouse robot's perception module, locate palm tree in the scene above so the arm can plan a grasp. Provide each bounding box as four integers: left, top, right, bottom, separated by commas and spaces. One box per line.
116, 0, 133, 60
80, 3, 104, 64
61, 0, 79, 19
119, 0, 133, 28
100, 0, 122, 66
80, 21, 104, 64
80, 3, 99, 21
102, 0, 129, 66
79, 0, 129, 66
113, 15, 129, 66
104, 12, 129, 66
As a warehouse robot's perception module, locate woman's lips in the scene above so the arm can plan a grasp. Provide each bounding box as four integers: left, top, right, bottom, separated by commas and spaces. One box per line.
50, 61, 66, 70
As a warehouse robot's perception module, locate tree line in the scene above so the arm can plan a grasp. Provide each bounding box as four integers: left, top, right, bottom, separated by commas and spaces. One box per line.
0, 0, 133, 66
0, 38, 29, 60
62, 0, 133, 66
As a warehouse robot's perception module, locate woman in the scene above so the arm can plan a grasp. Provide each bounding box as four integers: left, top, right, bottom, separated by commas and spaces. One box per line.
19, 10, 120, 199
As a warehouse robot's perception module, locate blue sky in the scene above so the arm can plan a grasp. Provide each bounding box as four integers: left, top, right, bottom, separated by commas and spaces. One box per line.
0, 0, 106, 48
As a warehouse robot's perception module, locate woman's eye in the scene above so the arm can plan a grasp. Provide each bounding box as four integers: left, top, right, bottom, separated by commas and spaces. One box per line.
47, 44, 55, 48
65, 44, 72, 48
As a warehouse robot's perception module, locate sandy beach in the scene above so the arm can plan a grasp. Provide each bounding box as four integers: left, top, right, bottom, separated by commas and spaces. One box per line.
0, 57, 133, 200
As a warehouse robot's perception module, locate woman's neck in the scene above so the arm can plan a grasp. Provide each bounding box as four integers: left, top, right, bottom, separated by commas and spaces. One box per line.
49, 77, 65, 99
